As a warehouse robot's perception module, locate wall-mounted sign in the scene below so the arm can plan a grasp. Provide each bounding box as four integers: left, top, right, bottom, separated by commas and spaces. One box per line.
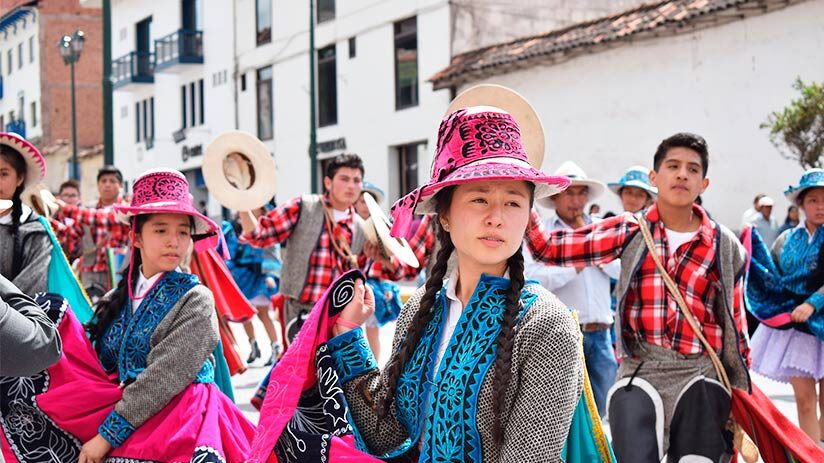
182, 144, 203, 162
317, 137, 346, 154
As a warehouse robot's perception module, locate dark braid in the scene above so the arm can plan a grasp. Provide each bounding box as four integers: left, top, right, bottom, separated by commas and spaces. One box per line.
86, 215, 147, 349
1, 145, 29, 278
491, 248, 525, 444
373, 189, 457, 418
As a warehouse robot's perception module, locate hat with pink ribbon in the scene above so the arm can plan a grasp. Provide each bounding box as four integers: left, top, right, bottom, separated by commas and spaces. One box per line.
389, 106, 570, 238
0, 132, 46, 187
114, 168, 217, 236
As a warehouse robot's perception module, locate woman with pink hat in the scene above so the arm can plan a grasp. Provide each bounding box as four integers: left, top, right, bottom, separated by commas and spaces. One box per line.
319, 106, 592, 461
0, 132, 52, 293
0, 168, 255, 463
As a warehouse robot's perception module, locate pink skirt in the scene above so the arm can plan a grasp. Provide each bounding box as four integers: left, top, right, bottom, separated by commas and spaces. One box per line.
0, 300, 255, 463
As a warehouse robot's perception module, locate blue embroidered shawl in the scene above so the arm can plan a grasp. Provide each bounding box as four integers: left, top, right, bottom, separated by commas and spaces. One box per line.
746, 226, 824, 339
388, 274, 538, 460
99, 271, 214, 384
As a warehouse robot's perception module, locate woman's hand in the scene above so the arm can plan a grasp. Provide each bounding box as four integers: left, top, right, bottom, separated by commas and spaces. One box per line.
78, 434, 112, 463
791, 302, 815, 323
334, 279, 375, 336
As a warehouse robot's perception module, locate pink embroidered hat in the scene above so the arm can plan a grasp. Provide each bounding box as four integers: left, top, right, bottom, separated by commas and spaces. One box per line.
114, 168, 217, 236
0, 132, 46, 187
389, 106, 570, 237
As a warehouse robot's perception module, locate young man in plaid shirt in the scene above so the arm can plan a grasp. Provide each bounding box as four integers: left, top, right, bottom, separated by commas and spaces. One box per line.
55, 166, 130, 296
240, 153, 383, 343
528, 133, 751, 463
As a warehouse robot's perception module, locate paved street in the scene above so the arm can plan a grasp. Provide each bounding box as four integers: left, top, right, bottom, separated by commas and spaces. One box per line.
231, 318, 800, 463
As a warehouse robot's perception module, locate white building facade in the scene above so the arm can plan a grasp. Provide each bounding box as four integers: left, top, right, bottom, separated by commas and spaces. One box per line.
234, 0, 453, 208
109, 0, 235, 216
0, 8, 42, 143
434, 0, 824, 228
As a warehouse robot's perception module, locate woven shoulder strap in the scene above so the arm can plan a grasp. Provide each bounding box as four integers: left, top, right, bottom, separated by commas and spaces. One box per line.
635, 215, 732, 392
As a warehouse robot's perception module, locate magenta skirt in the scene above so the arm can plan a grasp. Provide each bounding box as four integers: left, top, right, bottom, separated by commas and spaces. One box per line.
0, 296, 255, 463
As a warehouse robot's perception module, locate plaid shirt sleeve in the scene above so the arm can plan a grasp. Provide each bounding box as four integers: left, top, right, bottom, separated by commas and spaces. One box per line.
50, 217, 81, 257
525, 209, 638, 267
374, 215, 433, 281
59, 205, 130, 248
240, 196, 302, 248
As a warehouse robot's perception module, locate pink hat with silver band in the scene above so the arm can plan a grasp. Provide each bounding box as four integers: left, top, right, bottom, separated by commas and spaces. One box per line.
389, 106, 570, 238
0, 132, 46, 187
114, 168, 217, 236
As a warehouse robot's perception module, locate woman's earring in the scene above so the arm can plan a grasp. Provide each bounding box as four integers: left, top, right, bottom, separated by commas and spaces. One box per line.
443, 222, 450, 232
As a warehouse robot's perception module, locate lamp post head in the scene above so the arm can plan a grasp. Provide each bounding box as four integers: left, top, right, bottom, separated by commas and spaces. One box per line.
72, 30, 85, 55
58, 35, 73, 64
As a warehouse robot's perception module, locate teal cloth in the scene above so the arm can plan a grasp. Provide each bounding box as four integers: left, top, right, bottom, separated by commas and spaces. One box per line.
562, 394, 616, 463
38, 216, 94, 324
212, 340, 235, 402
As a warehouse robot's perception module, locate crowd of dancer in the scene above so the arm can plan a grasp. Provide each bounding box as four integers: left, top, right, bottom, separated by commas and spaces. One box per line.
2, 88, 824, 463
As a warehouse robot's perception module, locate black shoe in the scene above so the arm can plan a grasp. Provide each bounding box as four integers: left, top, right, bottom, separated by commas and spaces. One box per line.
247, 340, 261, 363
264, 343, 282, 366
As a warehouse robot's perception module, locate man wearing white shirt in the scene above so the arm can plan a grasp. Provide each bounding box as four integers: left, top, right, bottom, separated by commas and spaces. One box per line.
525, 161, 619, 417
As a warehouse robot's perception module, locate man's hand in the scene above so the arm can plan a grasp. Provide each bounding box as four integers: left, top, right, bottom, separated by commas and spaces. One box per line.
238, 210, 258, 235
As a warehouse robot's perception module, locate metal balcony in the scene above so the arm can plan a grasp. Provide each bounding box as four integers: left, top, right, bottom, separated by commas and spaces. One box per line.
155, 29, 203, 72
112, 51, 155, 90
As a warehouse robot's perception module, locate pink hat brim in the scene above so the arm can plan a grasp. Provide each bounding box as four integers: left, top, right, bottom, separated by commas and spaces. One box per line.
0, 133, 46, 187
413, 160, 570, 214
114, 204, 217, 236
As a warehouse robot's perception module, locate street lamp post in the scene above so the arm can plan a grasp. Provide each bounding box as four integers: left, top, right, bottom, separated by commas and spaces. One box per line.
58, 30, 85, 181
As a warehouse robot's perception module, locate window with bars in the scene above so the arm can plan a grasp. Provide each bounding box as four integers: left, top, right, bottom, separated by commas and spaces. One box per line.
317, 45, 337, 127
394, 17, 418, 110
317, 0, 335, 23
256, 0, 271, 46
256, 66, 273, 140
180, 79, 205, 129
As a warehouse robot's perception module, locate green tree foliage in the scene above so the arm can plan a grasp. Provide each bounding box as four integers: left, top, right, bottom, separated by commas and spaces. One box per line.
761, 78, 824, 169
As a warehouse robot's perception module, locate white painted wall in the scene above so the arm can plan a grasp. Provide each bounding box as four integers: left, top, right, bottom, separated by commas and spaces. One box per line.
235, 0, 453, 211
112, 0, 235, 217
0, 9, 42, 141
457, 1, 824, 229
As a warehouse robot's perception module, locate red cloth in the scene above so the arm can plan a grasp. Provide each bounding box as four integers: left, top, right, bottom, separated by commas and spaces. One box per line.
526, 204, 750, 358
731, 384, 824, 463
191, 247, 256, 323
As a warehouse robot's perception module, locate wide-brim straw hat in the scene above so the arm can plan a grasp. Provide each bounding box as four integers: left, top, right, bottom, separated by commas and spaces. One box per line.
537, 160, 606, 209
0, 132, 46, 188
202, 131, 277, 212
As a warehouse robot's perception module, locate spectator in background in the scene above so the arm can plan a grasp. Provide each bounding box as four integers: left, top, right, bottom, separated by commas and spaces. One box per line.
753, 196, 780, 248
742, 193, 766, 228
779, 205, 800, 234
588, 203, 601, 217
58, 180, 81, 206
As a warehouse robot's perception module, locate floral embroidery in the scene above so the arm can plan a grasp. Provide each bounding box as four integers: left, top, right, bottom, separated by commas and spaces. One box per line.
326, 328, 378, 384
99, 410, 136, 448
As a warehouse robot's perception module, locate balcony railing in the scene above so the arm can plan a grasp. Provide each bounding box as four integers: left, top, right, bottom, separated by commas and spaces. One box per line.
6, 119, 25, 138
155, 29, 203, 71
112, 51, 155, 88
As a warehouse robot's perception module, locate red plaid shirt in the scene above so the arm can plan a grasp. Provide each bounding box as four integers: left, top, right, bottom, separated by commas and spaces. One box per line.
526, 204, 749, 358
56, 201, 131, 273
50, 217, 82, 261
240, 195, 367, 305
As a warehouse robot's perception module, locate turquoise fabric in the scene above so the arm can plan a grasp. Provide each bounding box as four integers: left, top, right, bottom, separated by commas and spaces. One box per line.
38, 216, 94, 324
562, 394, 616, 462
212, 340, 236, 402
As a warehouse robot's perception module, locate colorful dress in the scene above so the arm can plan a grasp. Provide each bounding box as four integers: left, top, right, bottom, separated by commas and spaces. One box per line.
223, 220, 269, 305
748, 224, 824, 382
0, 272, 255, 463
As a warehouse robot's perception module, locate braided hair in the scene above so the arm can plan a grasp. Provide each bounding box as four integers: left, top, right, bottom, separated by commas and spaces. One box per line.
0, 146, 29, 278
374, 184, 532, 445
86, 215, 148, 349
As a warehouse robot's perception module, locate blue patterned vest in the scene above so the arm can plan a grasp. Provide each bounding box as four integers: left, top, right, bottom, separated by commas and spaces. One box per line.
390, 274, 538, 461
99, 271, 215, 385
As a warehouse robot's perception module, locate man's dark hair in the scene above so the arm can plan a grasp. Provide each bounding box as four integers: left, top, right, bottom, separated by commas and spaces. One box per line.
59, 179, 80, 194
97, 165, 123, 184
653, 132, 709, 177
324, 153, 364, 180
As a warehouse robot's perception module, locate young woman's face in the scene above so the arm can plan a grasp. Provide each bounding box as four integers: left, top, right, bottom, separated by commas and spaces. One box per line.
620, 186, 651, 213
442, 180, 532, 276
354, 193, 370, 220
134, 213, 192, 276
801, 188, 824, 228
0, 156, 24, 201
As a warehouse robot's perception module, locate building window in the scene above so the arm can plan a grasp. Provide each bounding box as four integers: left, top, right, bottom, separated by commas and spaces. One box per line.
255, 0, 271, 46
28, 37, 34, 63
394, 17, 418, 110
256, 66, 273, 140
181, 79, 205, 128
348, 37, 356, 58
136, 97, 155, 145
397, 142, 423, 195
17, 43, 22, 69
30, 101, 36, 127
0, 116, 4, 131
317, 45, 337, 127
7, 50, 12, 75
240, 73, 247, 91
317, 0, 335, 23
18, 96, 24, 122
